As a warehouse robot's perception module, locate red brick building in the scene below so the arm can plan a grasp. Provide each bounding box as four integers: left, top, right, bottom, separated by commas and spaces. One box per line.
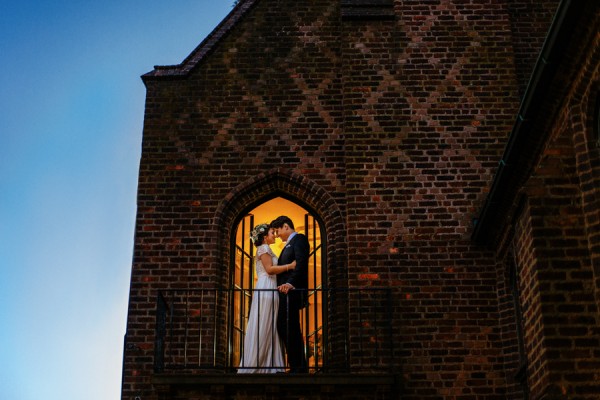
122, 1, 600, 399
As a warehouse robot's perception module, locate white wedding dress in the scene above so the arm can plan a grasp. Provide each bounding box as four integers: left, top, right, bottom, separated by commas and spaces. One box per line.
238, 244, 285, 373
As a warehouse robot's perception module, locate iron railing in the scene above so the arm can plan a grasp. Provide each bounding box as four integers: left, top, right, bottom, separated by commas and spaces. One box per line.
154, 288, 396, 374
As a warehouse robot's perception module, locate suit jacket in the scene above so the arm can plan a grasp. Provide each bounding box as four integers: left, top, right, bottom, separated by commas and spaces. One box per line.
277, 233, 309, 291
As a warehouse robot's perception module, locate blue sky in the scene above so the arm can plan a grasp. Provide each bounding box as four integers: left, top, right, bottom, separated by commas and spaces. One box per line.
0, 2, 234, 399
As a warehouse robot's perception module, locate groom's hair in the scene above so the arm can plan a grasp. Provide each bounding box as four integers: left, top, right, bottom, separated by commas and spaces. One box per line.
270, 215, 295, 230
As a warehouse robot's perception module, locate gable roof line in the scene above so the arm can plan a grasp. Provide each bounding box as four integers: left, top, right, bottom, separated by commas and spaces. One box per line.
142, 0, 259, 82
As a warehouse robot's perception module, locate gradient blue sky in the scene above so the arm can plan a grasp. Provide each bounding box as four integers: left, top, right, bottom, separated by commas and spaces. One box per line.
0, 2, 234, 399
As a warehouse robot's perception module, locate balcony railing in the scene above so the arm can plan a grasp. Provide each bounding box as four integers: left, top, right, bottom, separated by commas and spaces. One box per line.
154, 288, 397, 374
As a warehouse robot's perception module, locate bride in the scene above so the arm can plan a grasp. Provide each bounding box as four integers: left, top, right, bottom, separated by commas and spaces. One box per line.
238, 223, 296, 373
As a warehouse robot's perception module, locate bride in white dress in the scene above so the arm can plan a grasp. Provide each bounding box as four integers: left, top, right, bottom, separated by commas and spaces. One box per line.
238, 223, 296, 373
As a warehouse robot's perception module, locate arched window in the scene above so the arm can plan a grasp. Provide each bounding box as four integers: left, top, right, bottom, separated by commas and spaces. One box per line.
229, 197, 325, 372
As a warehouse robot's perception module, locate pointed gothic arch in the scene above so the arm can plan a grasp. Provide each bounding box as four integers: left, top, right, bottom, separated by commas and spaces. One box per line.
214, 169, 347, 288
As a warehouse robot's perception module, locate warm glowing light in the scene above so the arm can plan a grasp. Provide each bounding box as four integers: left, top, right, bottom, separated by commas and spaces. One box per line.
232, 197, 324, 372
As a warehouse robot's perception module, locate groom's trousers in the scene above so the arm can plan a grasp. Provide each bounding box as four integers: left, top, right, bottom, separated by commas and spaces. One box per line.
277, 291, 307, 372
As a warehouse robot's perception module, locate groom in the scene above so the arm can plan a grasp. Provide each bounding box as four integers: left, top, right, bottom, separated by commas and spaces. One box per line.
271, 215, 309, 373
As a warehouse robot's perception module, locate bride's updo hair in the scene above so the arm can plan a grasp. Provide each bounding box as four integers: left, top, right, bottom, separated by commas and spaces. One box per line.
250, 223, 270, 247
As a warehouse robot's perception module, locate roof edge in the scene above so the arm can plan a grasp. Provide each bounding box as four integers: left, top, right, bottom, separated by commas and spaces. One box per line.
471, 0, 586, 244
141, 0, 259, 83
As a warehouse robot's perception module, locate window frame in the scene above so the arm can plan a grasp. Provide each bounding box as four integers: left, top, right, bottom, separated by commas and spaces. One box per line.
227, 201, 327, 372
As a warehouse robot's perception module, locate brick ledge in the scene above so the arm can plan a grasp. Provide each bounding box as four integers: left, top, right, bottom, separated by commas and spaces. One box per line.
153, 373, 398, 387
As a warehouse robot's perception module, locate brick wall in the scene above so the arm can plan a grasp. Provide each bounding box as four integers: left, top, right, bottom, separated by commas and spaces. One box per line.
505, 0, 560, 98
341, 1, 520, 398
122, 1, 564, 399
513, 124, 600, 399
505, 7, 600, 398
569, 25, 600, 317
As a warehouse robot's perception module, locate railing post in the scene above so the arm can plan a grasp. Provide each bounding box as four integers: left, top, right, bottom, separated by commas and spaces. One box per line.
386, 288, 394, 373
154, 292, 168, 373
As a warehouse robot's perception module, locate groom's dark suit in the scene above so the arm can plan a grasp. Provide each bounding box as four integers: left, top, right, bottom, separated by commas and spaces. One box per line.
277, 232, 309, 372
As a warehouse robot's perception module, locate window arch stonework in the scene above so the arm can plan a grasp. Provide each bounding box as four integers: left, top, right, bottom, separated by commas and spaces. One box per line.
214, 169, 347, 289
